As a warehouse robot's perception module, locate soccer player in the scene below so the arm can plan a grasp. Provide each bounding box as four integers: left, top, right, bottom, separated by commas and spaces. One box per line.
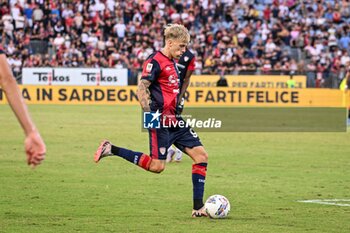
176, 48, 195, 114
0, 49, 46, 167
167, 49, 195, 163
94, 24, 209, 217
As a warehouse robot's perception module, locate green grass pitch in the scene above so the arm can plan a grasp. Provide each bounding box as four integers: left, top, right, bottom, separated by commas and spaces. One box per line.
0, 105, 349, 233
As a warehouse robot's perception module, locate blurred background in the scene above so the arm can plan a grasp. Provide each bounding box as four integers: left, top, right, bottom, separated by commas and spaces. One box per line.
1, 0, 350, 88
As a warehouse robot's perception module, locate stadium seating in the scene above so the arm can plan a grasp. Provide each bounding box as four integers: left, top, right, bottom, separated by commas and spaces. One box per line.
1, 0, 349, 88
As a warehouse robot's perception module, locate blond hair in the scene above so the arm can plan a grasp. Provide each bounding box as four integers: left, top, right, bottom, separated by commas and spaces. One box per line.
163, 24, 190, 44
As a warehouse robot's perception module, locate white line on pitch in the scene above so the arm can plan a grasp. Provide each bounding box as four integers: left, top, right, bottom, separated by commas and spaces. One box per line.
297, 199, 350, 207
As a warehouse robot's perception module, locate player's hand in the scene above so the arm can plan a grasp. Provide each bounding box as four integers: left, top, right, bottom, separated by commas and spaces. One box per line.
176, 97, 185, 115
25, 131, 46, 168
142, 105, 151, 112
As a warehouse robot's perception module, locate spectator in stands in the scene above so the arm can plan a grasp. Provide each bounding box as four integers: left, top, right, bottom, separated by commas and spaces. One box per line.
53, 33, 65, 49
340, 68, 350, 90
32, 4, 43, 23
287, 74, 296, 88
1, 0, 350, 89
217, 75, 228, 87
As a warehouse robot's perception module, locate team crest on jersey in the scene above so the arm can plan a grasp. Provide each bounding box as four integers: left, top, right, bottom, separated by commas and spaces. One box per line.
168, 75, 177, 85
146, 63, 153, 72
184, 56, 189, 62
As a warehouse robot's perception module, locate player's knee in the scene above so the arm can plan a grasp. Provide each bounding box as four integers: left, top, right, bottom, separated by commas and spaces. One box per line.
153, 166, 165, 173
198, 151, 208, 163
193, 151, 208, 164
149, 160, 165, 173
188, 147, 209, 164
152, 164, 165, 173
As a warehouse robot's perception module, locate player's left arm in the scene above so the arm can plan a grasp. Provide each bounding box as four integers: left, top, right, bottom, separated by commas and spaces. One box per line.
178, 56, 195, 105
178, 69, 193, 101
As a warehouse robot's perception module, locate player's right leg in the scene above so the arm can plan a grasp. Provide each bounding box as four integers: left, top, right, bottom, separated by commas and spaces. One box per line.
94, 140, 153, 171
94, 128, 168, 173
94, 140, 112, 162
145, 127, 168, 173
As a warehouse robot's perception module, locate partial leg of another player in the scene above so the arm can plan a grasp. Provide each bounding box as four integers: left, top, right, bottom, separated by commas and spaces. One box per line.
166, 145, 183, 163
166, 146, 176, 163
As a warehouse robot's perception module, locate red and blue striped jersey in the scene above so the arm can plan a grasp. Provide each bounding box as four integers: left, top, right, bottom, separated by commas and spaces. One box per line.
141, 51, 180, 116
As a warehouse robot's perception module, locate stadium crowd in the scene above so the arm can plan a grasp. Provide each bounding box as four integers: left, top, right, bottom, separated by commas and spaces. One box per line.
1, 0, 350, 88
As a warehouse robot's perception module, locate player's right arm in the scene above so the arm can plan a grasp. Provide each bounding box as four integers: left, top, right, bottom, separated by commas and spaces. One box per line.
137, 58, 161, 112
0, 53, 46, 167
137, 79, 152, 112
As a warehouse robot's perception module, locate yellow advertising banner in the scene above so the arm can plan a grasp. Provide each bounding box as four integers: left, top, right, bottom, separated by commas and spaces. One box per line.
189, 75, 219, 87
190, 75, 307, 88
0, 86, 347, 107
0, 86, 140, 105
185, 87, 346, 107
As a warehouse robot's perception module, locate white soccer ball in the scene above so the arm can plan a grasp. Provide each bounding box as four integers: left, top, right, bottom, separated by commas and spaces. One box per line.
204, 194, 231, 219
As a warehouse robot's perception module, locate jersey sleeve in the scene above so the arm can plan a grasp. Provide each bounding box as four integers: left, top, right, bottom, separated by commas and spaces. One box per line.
187, 56, 195, 71
141, 58, 161, 83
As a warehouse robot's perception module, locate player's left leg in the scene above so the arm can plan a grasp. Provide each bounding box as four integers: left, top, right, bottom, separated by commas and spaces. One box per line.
185, 145, 209, 217
172, 127, 208, 217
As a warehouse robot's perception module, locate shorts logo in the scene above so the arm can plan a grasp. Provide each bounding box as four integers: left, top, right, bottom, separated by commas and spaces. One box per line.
159, 147, 166, 155
143, 110, 162, 129
146, 63, 153, 72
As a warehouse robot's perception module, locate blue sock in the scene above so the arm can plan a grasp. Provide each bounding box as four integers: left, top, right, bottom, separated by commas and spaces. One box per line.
111, 145, 144, 165
192, 163, 207, 210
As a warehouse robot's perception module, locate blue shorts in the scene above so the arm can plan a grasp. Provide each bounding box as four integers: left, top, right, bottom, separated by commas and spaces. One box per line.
148, 126, 202, 160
